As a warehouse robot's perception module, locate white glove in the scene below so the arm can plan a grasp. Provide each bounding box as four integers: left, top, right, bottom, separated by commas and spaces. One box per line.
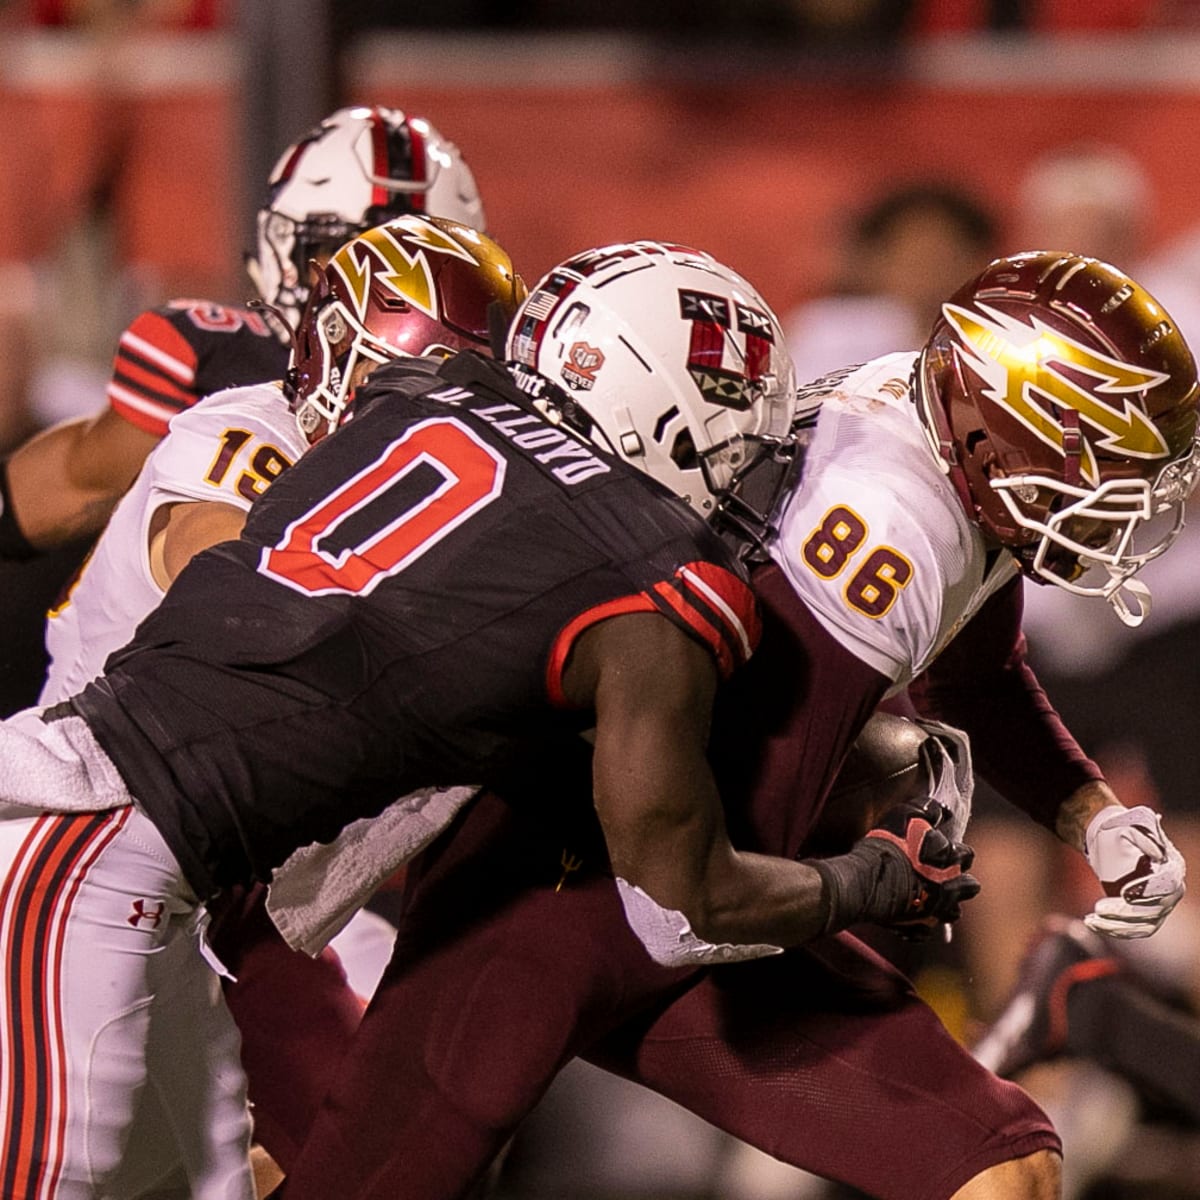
1083, 804, 1186, 939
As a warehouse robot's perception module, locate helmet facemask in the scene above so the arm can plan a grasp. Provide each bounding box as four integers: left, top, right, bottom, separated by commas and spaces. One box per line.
996, 441, 1200, 622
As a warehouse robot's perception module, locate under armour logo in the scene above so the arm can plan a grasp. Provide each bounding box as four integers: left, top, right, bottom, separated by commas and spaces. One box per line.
128, 899, 165, 929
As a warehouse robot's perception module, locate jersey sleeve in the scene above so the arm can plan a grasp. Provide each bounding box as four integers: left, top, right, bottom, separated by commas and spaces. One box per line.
107, 309, 203, 435
107, 302, 289, 437
142, 388, 304, 514
544, 561, 760, 706
769, 458, 958, 684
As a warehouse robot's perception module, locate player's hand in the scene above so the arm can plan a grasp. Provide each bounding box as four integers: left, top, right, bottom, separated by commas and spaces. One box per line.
865, 798, 981, 934
812, 798, 980, 936
1084, 804, 1185, 939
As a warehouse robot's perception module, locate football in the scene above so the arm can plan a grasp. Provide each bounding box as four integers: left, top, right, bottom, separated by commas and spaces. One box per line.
807, 711, 933, 855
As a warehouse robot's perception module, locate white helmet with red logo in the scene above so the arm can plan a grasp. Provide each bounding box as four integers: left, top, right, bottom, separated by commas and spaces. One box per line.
506, 241, 796, 521
247, 105, 486, 329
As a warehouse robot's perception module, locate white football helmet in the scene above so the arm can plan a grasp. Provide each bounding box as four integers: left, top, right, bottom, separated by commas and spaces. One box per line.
506, 241, 796, 520
247, 105, 486, 329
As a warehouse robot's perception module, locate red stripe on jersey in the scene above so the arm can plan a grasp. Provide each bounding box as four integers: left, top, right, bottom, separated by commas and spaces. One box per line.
544, 564, 758, 705
106, 394, 173, 438
107, 309, 200, 435
116, 311, 199, 384
652, 562, 760, 680
112, 352, 194, 409
0, 809, 130, 1198
545, 594, 660, 707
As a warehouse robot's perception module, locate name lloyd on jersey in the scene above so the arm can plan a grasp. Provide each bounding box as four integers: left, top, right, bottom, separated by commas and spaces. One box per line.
426, 385, 611, 485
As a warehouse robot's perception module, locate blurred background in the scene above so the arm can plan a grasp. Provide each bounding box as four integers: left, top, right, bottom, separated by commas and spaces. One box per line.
4, 1, 1200, 1198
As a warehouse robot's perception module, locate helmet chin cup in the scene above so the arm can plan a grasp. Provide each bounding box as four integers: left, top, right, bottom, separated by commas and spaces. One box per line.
1107, 578, 1152, 627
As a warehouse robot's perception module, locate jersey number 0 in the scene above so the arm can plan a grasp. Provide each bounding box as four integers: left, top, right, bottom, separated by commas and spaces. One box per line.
260, 417, 506, 596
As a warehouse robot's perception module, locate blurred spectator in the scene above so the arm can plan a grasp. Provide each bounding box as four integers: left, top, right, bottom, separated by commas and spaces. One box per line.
331, 0, 915, 40
910, 0, 1167, 33
1015, 141, 1150, 271
4, 0, 225, 29
783, 182, 998, 384
0, 3, 239, 714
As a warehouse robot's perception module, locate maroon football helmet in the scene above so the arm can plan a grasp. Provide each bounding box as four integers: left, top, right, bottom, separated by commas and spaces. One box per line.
914, 251, 1200, 623
287, 214, 525, 442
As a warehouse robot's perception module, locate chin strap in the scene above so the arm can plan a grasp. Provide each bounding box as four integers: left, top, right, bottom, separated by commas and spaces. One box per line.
1107, 577, 1152, 627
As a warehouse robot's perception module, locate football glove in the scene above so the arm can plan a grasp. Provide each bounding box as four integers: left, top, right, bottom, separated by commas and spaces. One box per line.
810, 797, 980, 936
1084, 804, 1185, 939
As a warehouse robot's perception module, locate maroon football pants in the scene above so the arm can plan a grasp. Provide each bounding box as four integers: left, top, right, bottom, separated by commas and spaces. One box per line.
278, 792, 1059, 1200
206, 883, 364, 1170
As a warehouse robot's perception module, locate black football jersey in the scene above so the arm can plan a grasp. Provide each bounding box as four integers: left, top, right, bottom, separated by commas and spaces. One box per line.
107, 300, 289, 436
76, 352, 759, 898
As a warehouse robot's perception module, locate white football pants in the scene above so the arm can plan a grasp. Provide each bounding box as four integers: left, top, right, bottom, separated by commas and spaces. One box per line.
0, 803, 253, 1199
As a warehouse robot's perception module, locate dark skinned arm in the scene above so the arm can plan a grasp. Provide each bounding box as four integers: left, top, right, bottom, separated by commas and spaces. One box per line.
563, 611, 830, 951
7, 408, 161, 548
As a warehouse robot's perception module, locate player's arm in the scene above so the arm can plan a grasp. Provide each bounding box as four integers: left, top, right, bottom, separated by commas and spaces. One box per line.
566, 613, 977, 965
910, 578, 1185, 939
147, 499, 247, 589
3, 407, 161, 553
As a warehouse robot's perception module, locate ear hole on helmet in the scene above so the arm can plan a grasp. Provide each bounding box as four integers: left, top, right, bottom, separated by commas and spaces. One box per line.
671, 428, 699, 471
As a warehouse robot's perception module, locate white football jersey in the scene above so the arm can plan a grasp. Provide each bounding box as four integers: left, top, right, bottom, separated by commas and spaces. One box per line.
769, 353, 1019, 689
41, 383, 307, 704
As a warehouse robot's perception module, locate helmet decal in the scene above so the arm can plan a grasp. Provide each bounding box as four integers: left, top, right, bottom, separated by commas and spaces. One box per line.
562, 342, 604, 390
330, 222, 475, 323
289, 215, 525, 443
505, 241, 797, 523
944, 300, 1172, 486
679, 289, 772, 412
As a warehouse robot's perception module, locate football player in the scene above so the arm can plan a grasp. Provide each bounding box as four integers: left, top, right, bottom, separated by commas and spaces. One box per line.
0, 104, 488, 1189
18, 212, 523, 1198
0, 104, 485, 709
271, 250, 1199, 1200
0, 242, 975, 1198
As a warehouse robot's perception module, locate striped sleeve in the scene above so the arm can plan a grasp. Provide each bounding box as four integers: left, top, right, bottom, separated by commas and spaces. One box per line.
106, 310, 200, 436
544, 561, 761, 706
647, 561, 761, 680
